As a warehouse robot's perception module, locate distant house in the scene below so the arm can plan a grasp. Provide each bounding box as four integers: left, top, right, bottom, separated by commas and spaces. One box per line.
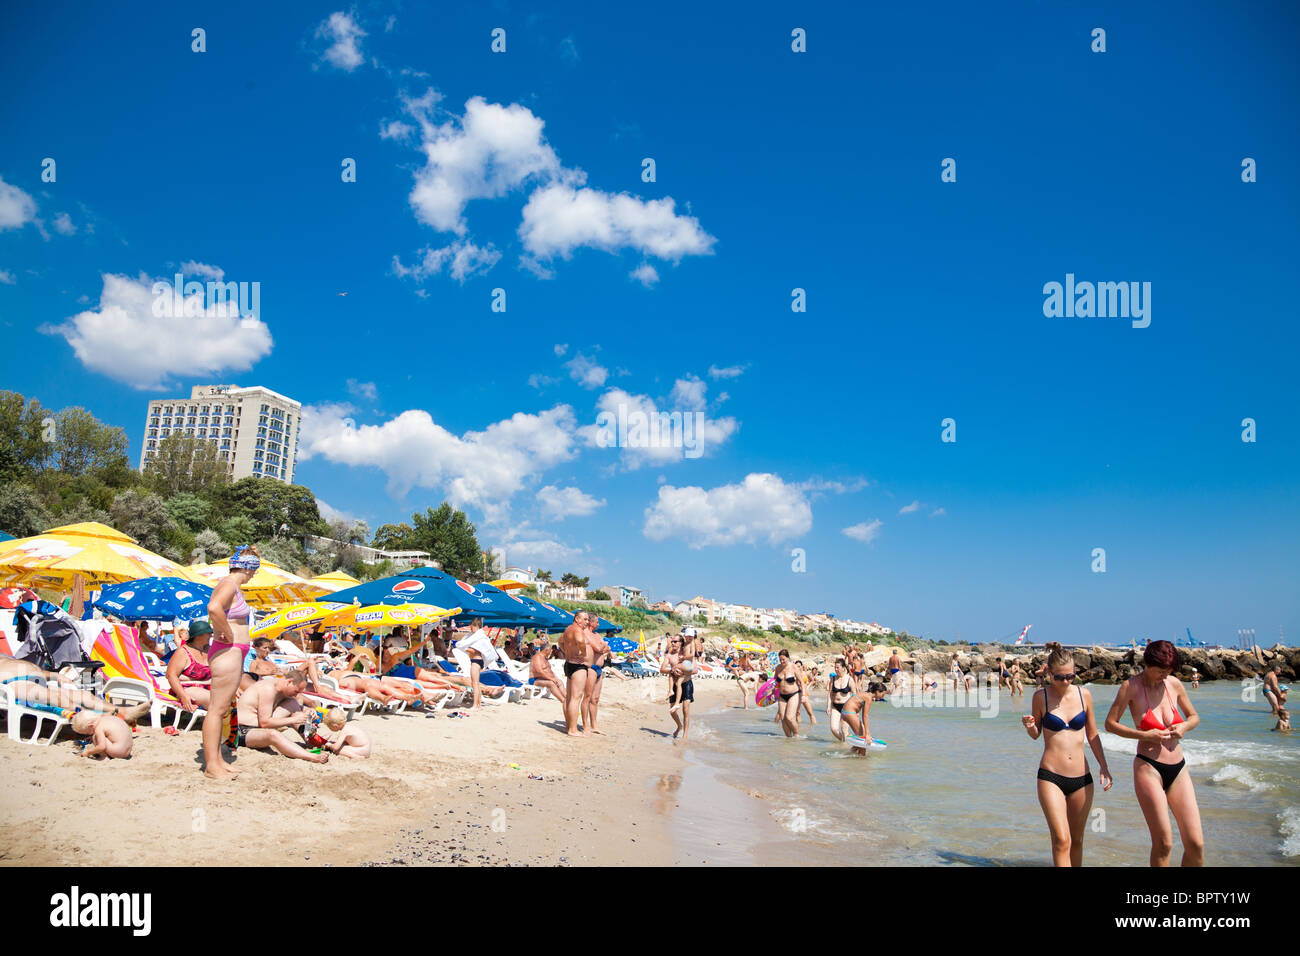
498, 566, 536, 587
302, 534, 429, 570
601, 584, 643, 607
649, 601, 675, 613
538, 580, 587, 602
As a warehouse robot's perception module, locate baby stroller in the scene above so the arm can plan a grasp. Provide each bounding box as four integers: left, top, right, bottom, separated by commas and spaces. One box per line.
12, 600, 104, 688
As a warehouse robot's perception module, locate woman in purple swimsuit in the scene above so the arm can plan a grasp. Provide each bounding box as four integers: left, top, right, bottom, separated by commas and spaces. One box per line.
202, 545, 260, 780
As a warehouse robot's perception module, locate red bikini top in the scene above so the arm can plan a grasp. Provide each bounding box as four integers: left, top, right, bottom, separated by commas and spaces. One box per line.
1138, 679, 1183, 731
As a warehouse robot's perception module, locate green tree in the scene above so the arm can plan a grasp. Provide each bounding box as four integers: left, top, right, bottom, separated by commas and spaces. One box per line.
371, 522, 414, 552
0, 482, 53, 537
560, 572, 590, 587
588, 590, 610, 601
216, 478, 328, 541
109, 489, 175, 553
193, 529, 232, 564
0, 391, 52, 483
56, 499, 113, 527
256, 536, 309, 575
165, 492, 211, 532
407, 504, 481, 580
221, 515, 257, 546
361, 558, 395, 581
536, 569, 553, 582
54, 407, 128, 478
144, 434, 228, 497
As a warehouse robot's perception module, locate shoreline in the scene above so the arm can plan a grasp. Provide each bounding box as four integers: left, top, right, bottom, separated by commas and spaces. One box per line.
0, 675, 734, 868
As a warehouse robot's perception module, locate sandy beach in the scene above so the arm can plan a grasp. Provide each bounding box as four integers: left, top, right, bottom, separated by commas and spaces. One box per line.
0, 676, 733, 867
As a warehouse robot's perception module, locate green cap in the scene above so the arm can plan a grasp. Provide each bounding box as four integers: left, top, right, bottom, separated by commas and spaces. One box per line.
187, 619, 214, 637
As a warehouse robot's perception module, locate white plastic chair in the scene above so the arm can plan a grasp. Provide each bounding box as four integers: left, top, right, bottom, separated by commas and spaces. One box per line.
102, 676, 205, 731
0, 678, 72, 745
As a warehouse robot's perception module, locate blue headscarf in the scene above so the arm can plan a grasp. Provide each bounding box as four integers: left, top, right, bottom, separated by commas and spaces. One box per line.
229, 545, 261, 572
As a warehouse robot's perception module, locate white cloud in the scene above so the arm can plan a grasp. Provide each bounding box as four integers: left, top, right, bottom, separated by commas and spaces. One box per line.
346, 379, 377, 401
899, 500, 921, 514
559, 35, 580, 65
0, 177, 38, 231
669, 375, 707, 411
316, 499, 359, 525
843, 519, 883, 544
528, 373, 560, 389
408, 96, 567, 235
392, 239, 501, 282
630, 262, 659, 287
180, 261, 224, 280
41, 271, 272, 390
519, 183, 715, 262
537, 485, 605, 520
496, 537, 582, 566
797, 477, 870, 496
316, 12, 367, 71
553, 343, 569, 357
297, 402, 578, 513
931, 507, 946, 517
0, 270, 14, 285
643, 473, 812, 547
380, 120, 415, 141
52, 213, 76, 236
579, 386, 738, 467
708, 363, 746, 379
565, 353, 607, 389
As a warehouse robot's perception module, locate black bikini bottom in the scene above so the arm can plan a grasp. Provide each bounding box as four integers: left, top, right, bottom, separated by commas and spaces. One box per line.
1136, 754, 1186, 791
1037, 767, 1093, 796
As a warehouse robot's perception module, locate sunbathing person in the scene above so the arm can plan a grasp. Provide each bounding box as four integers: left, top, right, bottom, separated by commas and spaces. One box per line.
71, 710, 133, 759
0, 655, 150, 723
233, 671, 328, 763
528, 637, 566, 707
166, 619, 214, 712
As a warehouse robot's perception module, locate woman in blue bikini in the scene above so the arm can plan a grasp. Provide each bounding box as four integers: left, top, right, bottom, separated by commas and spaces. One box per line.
1022, 645, 1112, 866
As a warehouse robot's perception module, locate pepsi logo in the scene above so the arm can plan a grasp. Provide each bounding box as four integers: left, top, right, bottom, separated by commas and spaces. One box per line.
119, 591, 135, 601
392, 580, 425, 595
455, 580, 482, 598
176, 591, 192, 600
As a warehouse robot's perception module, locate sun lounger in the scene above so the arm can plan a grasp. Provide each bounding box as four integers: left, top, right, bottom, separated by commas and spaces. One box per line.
0, 677, 72, 745
93, 624, 205, 731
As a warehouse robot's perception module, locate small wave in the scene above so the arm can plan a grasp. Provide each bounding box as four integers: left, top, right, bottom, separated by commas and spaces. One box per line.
1210, 764, 1274, 793
1279, 808, 1300, 857
1098, 733, 1297, 768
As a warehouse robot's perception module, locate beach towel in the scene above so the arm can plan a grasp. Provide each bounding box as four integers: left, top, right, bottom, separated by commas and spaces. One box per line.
92, 623, 186, 706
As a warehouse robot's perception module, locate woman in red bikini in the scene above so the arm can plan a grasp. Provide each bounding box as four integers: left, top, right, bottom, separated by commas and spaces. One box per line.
165, 618, 213, 712
203, 545, 260, 780
1104, 639, 1205, 866
1022, 645, 1112, 866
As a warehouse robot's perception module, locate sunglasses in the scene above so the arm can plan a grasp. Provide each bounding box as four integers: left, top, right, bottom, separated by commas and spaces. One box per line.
1051, 672, 1076, 682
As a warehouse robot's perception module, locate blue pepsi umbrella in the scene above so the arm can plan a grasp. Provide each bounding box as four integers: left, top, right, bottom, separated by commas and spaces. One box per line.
474, 583, 571, 632
529, 598, 621, 634
90, 576, 214, 622
324, 566, 544, 628
606, 636, 639, 654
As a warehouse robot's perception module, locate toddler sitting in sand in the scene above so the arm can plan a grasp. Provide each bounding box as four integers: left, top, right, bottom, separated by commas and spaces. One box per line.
306, 707, 371, 758
72, 711, 133, 759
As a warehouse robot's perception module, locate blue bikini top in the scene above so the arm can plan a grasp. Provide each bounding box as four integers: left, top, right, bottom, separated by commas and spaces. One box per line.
1041, 686, 1087, 732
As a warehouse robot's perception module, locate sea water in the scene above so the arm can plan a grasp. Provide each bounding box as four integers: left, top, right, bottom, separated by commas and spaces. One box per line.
671, 682, 1299, 866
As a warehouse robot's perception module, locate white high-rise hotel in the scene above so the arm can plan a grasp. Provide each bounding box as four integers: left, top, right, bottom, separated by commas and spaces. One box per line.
139, 384, 301, 484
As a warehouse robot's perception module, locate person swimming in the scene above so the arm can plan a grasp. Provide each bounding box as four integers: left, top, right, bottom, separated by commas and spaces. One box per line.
1104, 639, 1204, 867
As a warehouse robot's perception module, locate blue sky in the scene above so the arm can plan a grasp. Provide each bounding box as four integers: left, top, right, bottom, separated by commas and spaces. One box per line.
2, 0, 1297, 645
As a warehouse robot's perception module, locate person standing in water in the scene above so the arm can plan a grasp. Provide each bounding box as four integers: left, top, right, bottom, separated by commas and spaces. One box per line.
887, 648, 903, 691
1021, 646, 1112, 867
203, 545, 260, 780
1104, 640, 1204, 867
826, 657, 856, 740
838, 684, 880, 755
773, 649, 802, 738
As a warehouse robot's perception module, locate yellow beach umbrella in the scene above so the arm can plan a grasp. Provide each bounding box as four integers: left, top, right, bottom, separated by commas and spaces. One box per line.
488, 578, 527, 591
189, 561, 329, 606
732, 639, 766, 653
0, 521, 200, 589
307, 570, 362, 592
330, 603, 460, 632
251, 601, 352, 640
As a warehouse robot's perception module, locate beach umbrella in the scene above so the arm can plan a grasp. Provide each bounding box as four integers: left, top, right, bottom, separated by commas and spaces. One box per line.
474, 582, 571, 632
90, 576, 214, 622
333, 603, 460, 632
732, 640, 766, 653
0, 531, 14, 542
250, 601, 353, 640
0, 522, 200, 589
0, 586, 39, 609
487, 578, 527, 591
189, 561, 328, 606
606, 635, 639, 654
307, 570, 362, 593
323, 566, 544, 628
